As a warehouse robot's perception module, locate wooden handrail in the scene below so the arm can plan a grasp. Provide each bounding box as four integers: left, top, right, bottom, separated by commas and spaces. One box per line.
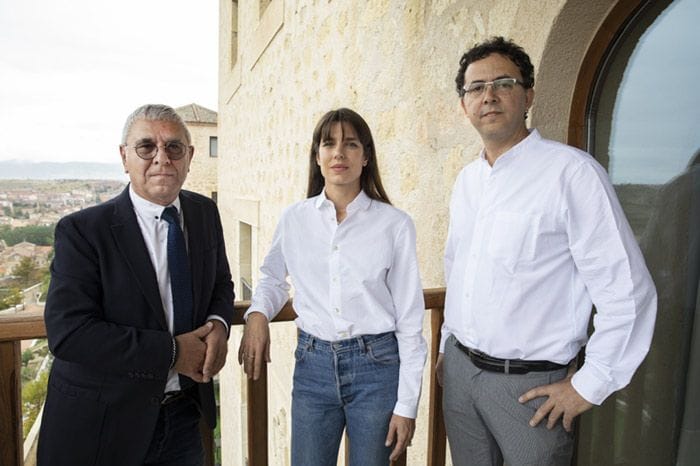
0, 288, 446, 466
0, 310, 46, 342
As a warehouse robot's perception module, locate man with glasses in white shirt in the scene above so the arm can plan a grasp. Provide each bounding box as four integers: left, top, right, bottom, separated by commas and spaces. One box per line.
436, 37, 657, 465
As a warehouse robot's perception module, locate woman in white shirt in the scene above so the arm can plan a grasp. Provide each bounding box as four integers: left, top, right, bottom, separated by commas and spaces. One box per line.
239, 108, 427, 465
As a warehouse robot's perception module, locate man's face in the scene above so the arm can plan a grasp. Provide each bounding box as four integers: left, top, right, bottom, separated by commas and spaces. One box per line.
460, 53, 534, 145
119, 119, 194, 206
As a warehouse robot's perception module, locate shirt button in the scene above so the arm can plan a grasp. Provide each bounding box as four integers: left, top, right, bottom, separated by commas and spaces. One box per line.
334, 307, 340, 314
465, 293, 471, 298
333, 245, 339, 251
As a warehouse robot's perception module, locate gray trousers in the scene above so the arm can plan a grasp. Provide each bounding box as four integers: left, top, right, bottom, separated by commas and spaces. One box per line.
442, 335, 574, 466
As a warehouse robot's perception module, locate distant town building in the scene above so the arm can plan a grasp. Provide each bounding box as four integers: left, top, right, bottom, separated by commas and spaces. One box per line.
176, 103, 219, 201
0, 241, 52, 277
0, 180, 125, 228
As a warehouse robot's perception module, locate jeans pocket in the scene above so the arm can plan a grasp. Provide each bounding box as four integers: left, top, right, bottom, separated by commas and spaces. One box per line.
294, 342, 309, 362
367, 337, 399, 365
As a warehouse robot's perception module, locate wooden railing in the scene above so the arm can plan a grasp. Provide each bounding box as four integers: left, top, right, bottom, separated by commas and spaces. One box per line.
0, 288, 446, 466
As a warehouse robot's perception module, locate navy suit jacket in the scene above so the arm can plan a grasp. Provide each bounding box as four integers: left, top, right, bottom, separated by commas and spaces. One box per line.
38, 187, 234, 466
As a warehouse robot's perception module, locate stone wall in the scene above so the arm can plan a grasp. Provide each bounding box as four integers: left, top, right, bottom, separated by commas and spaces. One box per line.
183, 122, 218, 199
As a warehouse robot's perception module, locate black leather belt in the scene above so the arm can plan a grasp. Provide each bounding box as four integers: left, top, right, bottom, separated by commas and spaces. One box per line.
455, 340, 568, 374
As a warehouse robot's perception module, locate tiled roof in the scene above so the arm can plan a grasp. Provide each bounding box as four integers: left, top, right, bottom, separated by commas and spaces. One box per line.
175, 103, 218, 124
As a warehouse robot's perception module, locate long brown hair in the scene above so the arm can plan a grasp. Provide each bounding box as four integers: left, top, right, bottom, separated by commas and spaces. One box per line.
306, 108, 391, 204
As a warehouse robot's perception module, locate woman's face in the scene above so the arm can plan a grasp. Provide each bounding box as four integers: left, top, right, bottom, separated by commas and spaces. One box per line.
316, 122, 367, 193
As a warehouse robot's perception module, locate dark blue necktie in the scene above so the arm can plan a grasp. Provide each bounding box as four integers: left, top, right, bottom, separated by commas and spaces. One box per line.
161, 206, 194, 336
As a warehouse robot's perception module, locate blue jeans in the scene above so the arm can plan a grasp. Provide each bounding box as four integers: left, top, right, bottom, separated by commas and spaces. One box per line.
143, 393, 204, 466
292, 330, 400, 466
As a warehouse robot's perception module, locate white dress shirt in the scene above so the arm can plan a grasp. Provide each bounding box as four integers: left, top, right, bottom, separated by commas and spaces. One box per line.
129, 187, 227, 393
442, 130, 657, 405
246, 190, 427, 418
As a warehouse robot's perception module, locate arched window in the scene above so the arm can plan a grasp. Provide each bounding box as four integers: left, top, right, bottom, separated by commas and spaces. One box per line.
572, 1, 700, 464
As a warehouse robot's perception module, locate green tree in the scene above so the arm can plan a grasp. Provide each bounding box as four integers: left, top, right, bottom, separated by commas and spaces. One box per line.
22, 370, 49, 438
40, 269, 51, 301
22, 349, 33, 366
13, 257, 39, 287
0, 287, 22, 309
0, 224, 55, 246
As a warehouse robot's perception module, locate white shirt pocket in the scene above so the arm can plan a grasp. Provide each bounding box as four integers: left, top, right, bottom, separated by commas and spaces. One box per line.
487, 211, 538, 273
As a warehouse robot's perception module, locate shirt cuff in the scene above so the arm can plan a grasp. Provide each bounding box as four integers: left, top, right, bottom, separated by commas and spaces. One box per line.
393, 400, 418, 419
243, 308, 270, 321
571, 364, 615, 405
439, 331, 450, 353
206, 315, 229, 336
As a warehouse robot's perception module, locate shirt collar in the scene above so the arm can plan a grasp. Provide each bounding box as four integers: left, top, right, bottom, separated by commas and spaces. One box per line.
128, 184, 182, 221
313, 189, 372, 213
479, 128, 541, 167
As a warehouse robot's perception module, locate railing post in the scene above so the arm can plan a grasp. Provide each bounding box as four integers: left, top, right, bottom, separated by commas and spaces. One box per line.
0, 340, 23, 466
247, 363, 268, 466
199, 418, 215, 466
428, 307, 446, 466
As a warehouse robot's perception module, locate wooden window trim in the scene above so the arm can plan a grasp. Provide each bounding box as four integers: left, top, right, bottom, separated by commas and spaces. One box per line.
568, 0, 647, 149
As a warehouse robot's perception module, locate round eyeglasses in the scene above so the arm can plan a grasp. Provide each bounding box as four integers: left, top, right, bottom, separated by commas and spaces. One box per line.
126, 141, 190, 160
462, 78, 525, 98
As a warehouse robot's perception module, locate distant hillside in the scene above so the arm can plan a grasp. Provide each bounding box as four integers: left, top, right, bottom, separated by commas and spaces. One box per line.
0, 160, 127, 181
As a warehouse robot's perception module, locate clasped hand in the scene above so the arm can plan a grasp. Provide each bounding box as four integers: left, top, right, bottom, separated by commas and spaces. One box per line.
173, 320, 228, 383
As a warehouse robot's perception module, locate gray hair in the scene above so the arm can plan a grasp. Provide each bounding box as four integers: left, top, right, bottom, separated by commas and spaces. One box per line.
121, 104, 191, 145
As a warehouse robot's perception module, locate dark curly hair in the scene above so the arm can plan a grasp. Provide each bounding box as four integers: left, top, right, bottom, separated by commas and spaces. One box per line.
306, 108, 391, 204
455, 36, 534, 98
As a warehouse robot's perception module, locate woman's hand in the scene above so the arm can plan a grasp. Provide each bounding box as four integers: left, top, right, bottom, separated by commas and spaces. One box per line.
385, 414, 415, 461
238, 312, 271, 380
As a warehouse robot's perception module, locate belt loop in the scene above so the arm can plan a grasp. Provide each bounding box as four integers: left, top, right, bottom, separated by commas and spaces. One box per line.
305, 334, 314, 351
504, 359, 510, 374
358, 335, 367, 353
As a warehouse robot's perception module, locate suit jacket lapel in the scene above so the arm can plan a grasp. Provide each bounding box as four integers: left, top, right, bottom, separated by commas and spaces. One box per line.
181, 192, 205, 322
110, 187, 167, 329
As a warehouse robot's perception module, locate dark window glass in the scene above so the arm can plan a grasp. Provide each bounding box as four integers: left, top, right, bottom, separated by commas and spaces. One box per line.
579, 1, 700, 465
209, 136, 218, 158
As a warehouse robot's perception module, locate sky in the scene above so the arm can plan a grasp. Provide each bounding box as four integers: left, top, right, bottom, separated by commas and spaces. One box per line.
605, 0, 700, 184
0, 0, 218, 164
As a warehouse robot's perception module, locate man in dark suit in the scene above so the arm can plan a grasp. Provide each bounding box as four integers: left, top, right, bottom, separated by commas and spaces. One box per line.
37, 104, 235, 465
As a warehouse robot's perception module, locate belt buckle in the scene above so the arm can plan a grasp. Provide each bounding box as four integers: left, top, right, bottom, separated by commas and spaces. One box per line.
469, 347, 524, 374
